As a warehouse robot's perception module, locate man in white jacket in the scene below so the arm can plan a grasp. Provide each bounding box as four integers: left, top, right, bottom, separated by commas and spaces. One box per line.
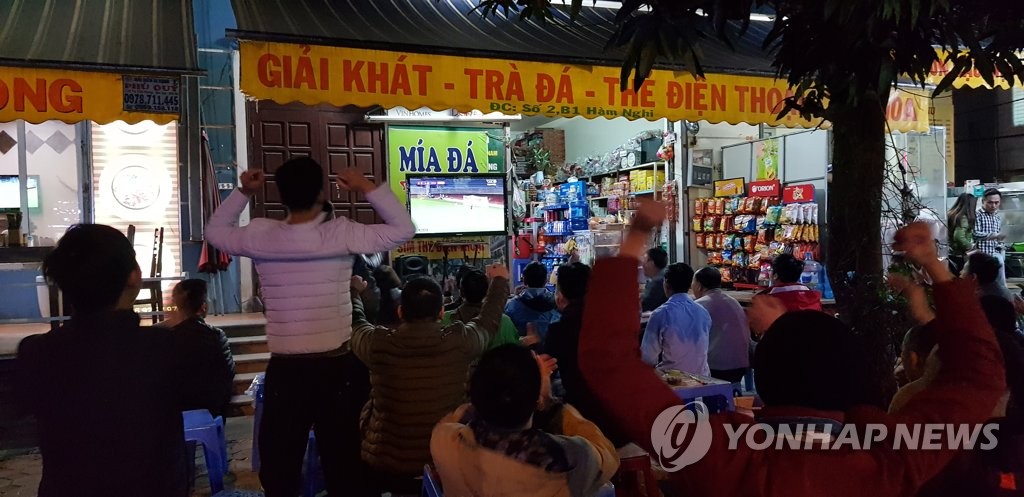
206, 158, 415, 497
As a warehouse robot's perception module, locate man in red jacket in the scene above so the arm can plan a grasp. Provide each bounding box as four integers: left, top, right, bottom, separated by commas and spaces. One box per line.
579, 203, 1007, 497
764, 253, 823, 312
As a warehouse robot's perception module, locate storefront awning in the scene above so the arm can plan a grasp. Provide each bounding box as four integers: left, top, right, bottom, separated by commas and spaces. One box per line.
0, 0, 202, 124
230, 0, 930, 132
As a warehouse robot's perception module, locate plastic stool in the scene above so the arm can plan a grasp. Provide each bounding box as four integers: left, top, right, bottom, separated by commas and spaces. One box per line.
183, 409, 227, 495
613, 445, 660, 497
422, 465, 443, 497
303, 431, 324, 497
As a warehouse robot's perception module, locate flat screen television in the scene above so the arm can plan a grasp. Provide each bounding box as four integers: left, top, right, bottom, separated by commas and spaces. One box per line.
0, 175, 40, 209
406, 173, 508, 237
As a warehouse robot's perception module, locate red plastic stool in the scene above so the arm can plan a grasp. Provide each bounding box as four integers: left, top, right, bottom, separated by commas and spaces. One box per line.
613, 444, 661, 497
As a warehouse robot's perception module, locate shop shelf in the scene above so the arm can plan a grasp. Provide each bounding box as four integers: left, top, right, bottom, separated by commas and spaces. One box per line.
630, 190, 656, 195
541, 203, 569, 210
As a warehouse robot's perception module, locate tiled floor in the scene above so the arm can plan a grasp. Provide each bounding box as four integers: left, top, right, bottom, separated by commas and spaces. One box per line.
0, 416, 264, 497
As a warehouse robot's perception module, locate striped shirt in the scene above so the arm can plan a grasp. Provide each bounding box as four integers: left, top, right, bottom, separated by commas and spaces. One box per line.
974, 210, 1003, 255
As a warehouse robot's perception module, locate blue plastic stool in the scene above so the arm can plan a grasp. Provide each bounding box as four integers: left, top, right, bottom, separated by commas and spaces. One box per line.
183, 409, 227, 495
249, 374, 324, 497
672, 380, 736, 414
422, 465, 443, 497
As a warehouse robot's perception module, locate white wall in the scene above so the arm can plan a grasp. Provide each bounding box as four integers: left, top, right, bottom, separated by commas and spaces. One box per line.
691, 121, 760, 175
547, 116, 668, 163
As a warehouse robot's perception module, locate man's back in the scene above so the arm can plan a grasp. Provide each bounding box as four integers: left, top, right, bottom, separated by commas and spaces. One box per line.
171, 317, 235, 419
642, 294, 711, 375
17, 312, 191, 497
352, 277, 510, 476
695, 291, 751, 371
206, 184, 415, 355
505, 288, 559, 338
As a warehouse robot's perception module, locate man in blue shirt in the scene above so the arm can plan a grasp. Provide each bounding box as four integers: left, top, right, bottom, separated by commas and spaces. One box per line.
641, 262, 712, 375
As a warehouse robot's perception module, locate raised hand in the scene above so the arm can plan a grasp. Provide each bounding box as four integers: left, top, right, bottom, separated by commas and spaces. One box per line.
521, 322, 541, 346
535, 352, 559, 410
239, 170, 264, 196
893, 222, 951, 283
887, 272, 935, 325
486, 262, 510, 281
350, 275, 368, 294
336, 169, 375, 195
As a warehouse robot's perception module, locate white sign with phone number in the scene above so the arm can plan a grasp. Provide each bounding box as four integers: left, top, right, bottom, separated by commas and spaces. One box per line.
122, 76, 181, 113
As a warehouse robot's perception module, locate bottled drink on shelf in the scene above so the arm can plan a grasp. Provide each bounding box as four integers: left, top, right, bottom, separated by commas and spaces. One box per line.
800, 252, 821, 290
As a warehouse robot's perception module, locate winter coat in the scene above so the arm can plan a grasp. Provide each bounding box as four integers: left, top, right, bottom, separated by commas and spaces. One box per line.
16, 311, 228, 497
206, 186, 414, 354
351, 277, 510, 476
766, 284, 823, 312
505, 288, 560, 340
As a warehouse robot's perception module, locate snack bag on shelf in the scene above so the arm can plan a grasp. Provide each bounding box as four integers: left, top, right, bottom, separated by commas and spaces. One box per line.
766, 205, 783, 225
769, 241, 784, 255
758, 263, 773, 286
755, 215, 768, 229
734, 235, 745, 251
784, 225, 798, 242
748, 197, 760, 214
774, 228, 785, 243
778, 205, 791, 224
724, 198, 735, 215
744, 235, 756, 253
722, 250, 734, 266
696, 233, 706, 249
745, 216, 759, 234
693, 216, 704, 232
721, 267, 733, 283
807, 203, 819, 224
810, 224, 819, 242
748, 252, 762, 269
695, 198, 705, 215
704, 216, 717, 232
733, 252, 746, 267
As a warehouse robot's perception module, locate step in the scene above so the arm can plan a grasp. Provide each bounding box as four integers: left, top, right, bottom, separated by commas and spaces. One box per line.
233, 352, 271, 374
207, 313, 267, 338
228, 335, 268, 355
227, 394, 255, 417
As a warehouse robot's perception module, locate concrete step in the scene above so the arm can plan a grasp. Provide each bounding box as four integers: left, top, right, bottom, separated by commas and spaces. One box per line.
227, 394, 255, 417
228, 335, 268, 356
233, 352, 271, 374
207, 313, 267, 339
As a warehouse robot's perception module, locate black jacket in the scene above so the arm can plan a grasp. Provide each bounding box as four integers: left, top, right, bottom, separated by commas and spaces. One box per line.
543, 302, 630, 448
170, 316, 235, 419
16, 311, 227, 497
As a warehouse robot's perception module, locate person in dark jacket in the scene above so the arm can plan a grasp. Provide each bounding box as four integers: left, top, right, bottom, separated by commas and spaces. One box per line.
16, 224, 225, 497
641, 247, 669, 312
505, 261, 559, 340
165, 279, 235, 420
351, 263, 511, 493
544, 262, 629, 448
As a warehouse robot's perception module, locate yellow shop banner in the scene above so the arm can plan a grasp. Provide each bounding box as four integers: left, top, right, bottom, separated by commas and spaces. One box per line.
926, 48, 1024, 90
239, 40, 929, 132
0, 66, 179, 124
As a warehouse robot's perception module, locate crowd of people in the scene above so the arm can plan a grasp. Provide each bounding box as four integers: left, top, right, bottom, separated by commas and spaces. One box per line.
11, 157, 1024, 497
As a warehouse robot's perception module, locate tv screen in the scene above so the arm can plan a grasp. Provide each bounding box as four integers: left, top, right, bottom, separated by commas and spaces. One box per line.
0, 175, 39, 209
407, 174, 508, 237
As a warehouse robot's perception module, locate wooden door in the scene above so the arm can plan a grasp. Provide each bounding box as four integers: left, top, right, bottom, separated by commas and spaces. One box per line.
247, 102, 385, 222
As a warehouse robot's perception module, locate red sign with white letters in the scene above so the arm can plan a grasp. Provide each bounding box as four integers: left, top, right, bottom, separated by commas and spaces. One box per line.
783, 184, 816, 203
747, 179, 781, 198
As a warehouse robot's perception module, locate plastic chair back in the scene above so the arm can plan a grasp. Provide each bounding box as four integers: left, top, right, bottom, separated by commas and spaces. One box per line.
182, 409, 227, 494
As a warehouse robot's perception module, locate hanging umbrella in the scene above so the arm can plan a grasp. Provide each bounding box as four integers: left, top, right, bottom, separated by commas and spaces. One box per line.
198, 129, 231, 274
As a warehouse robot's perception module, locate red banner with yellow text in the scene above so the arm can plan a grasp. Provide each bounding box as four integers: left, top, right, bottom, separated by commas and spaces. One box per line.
239, 41, 929, 133
0, 66, 180, 124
